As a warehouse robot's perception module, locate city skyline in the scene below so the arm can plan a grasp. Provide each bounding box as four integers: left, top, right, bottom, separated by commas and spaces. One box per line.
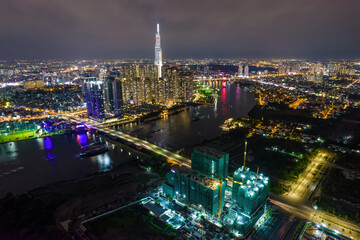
0, 0, 359, 60
0, 1, 360, 239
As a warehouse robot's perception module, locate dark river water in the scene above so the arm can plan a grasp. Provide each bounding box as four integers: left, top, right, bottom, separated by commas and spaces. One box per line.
0, 133, 138, 196
120, 83, 256, 151
0, 83, 255, 196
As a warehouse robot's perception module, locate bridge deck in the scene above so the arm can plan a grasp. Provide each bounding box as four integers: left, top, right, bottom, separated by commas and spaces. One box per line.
67, 116, 191, 168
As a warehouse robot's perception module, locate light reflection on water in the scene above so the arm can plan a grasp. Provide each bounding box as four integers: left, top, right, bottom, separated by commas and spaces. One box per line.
0, 84, 255, 196
36, 137, 44, 149
44, 137, 53, 150
0, 142, 18, 162
76, 133, 88, 147
0, 133, 137, 196
43, 137, 56, 163
121, 84, 256, 151
94, 153, 112, 172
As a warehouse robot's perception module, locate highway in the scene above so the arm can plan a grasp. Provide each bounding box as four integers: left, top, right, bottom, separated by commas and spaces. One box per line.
289, 151, 328, 200
270, 194, 360, 239
63, 115, 191, 168
63, 113, 360, 239
275, 150, 360, 239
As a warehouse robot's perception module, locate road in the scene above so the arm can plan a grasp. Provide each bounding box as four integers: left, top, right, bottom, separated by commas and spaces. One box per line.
63, 114, 360, 239
63, 114, 191, 168
270, 195, 360, 239
288, 150, 329, 201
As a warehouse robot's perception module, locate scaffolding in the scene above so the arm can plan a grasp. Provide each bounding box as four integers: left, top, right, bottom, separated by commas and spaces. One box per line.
191, 146, 229, 178
162, 166, 226, 215
232, 167, 269, 215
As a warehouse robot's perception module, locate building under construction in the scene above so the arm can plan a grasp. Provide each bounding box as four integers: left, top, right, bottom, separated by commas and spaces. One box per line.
191, 146, 229, 179
223, 166, 270, 236
162, 165, 226, 215
232, 166, 269, 215
162, 144, 270, 237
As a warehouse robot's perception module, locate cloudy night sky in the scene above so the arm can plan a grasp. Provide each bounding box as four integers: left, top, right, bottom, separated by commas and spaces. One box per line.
0, 0, 359, 60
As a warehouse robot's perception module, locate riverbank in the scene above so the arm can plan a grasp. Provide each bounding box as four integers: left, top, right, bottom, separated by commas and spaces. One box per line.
0, 133, 172, 239
143, 105, 191, 122
106, 103, 199, 127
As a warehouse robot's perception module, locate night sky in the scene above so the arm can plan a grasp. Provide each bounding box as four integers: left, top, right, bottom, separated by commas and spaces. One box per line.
0, 0, 359, 60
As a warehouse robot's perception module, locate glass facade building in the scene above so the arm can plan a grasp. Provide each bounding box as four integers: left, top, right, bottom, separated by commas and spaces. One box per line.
232, 166, 269, 215
104, 76, 123, 117
191, 146, 229, 179
162, 166, 226, 215
162, 146, 270, 237
84, 77, 105, 120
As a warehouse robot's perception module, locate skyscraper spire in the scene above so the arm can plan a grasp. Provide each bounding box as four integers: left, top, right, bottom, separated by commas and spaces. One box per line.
155, 23, 163, 78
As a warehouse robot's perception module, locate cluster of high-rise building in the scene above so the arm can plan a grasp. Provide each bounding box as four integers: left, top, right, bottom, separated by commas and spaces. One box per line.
277, 62, 357, 79
117, 65, 193, 106
83, 24, 193, 121
23, 79, 45, 89
162, 146, 229, 215
278, 64, 300, 75
238, 64, 250, 77
162, 145, 269, 236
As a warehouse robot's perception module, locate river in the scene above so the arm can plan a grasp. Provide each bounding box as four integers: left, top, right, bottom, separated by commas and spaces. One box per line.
120, 83, 256, 151
0, 132, 139, 196
0, 83, 255, 196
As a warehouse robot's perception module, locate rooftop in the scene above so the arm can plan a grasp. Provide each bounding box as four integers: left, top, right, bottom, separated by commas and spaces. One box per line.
194, 146, 228, 159
171, 166, 220, 190
233, 167, 269, 193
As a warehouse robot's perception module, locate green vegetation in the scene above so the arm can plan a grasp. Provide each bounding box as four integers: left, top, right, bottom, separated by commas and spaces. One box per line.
247, 136, 312, 182
194, 83, 218, 103
147, 152, 173, 177
85, 204, 177, 239
315, 168, 360, 224
0, 130, 65, 144
249, 105, 316, 124
0, 174, 107, 239
0, 146, 161, 239
0, 192, 66, 239
335, 153, 360, 170
270, 182, 291, 195
0, 130, 37, 143
248, 101, 325, 126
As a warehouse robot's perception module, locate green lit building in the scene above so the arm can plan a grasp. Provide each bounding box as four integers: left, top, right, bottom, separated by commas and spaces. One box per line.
191, 146, 229, 179
232, 166, 269, 215
222, 166, 269, 237
162, 166, 226, 215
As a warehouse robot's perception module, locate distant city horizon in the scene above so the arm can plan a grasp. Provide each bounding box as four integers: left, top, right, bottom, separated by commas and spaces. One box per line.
0, 57, 359, 62
1, 1, 360, 239
0, 0, 359, 59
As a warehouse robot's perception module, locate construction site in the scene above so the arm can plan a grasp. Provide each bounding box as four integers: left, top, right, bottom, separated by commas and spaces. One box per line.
161, 146, 270, 238
77, 145, 270, 239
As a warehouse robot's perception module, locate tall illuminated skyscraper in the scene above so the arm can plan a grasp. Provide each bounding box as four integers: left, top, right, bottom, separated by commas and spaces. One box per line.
84, 77, 105, 121
104, 76, 123, 117
154, 23, 163, 78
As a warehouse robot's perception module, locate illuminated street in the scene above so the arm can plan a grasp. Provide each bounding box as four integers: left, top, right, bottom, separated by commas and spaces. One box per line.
289, 150, 329, 200
0, 0, 359, 238
64, 114, 192, 168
